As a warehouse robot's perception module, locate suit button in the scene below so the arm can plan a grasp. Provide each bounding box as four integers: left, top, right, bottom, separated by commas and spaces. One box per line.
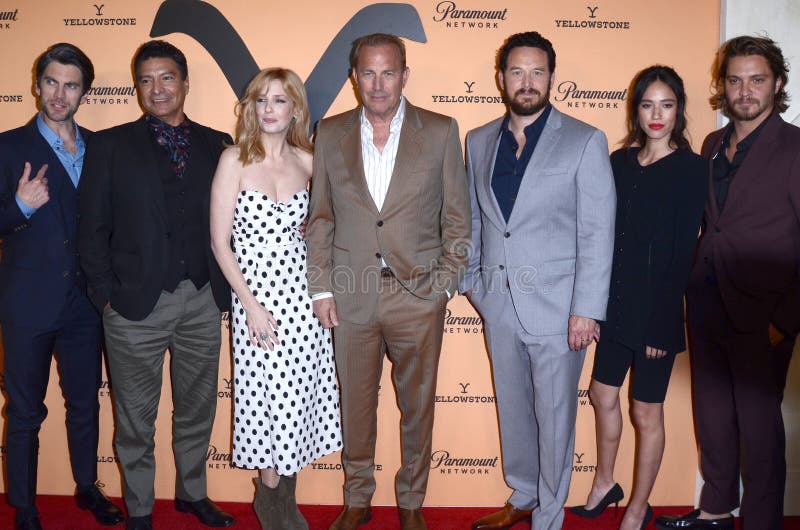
64, 239, 69, 244
63, 271, 70, 278
504, 232, 510, 238
377, 220, 383, 227
375, 252, 381, 259
499, 265, 505, 270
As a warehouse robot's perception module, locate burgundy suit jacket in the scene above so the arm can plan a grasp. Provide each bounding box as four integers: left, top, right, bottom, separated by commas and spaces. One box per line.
690, 112, 800, 335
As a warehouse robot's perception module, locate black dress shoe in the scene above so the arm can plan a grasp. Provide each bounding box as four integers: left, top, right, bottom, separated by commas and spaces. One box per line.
15, 515, 43, 530
126, 515, 153, 530
175, 497, 235, 527
655, 509, 734, 529
76, 484, 125, 525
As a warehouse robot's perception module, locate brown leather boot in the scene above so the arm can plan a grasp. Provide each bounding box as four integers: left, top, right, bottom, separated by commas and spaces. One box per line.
472, 503, 533, 530
253, 477, 285, 530
329, 506, 372, 530
279, 474, 309, 530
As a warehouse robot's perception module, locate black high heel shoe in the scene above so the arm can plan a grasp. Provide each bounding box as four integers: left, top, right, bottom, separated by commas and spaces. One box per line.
568, 483, 624, 519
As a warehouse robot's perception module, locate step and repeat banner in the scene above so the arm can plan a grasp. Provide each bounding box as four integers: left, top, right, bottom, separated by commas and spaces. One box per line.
0, 0, 720, 507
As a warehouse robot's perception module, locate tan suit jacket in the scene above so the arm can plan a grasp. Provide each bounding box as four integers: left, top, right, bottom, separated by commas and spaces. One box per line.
307, 101, 470, 324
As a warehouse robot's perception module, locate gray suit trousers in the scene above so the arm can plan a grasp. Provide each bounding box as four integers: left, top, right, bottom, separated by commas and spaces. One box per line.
482, 292, 584, 530
103, 280, 221, 516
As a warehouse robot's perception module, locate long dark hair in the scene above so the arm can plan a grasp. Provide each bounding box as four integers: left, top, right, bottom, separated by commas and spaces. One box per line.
710, 35, 789, 115
622, 65, 690, 151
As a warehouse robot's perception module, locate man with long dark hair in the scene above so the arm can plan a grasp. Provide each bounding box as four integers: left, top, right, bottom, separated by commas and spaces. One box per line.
656, 35, 800, 530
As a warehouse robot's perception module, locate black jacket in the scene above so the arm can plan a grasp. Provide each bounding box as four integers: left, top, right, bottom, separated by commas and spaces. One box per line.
78, 116, 231, 320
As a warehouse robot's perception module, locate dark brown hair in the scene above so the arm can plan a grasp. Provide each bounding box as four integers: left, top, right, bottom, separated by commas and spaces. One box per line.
622, 65, 690, 151
710, 35, 790, 115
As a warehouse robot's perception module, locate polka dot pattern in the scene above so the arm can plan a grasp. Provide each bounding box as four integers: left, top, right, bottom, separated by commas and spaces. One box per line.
231, 189, 342, 473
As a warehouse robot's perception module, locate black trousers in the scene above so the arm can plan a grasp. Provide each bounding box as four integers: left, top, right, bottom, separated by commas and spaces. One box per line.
687, 282, 793, 530
1, 286, 103, 517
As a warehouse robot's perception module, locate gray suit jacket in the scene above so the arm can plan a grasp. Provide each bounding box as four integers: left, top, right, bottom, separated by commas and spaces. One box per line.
461, 107, 615, 336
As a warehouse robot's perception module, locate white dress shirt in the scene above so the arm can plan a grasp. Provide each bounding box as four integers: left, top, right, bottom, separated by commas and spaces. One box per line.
311, 98, 406, 302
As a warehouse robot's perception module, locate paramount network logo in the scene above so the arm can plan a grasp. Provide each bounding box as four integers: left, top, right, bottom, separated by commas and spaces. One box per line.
206, 445, 234, 470
83, 85, 136, 106
431, 449, 499, 475
554, 80, 627, 110
0, 8, 18, 29
432, 1, 509, 30
442, 307, 484, 335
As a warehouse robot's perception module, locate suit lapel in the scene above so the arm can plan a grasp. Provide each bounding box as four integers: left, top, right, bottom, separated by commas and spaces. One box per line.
339, 109, 379, 214
381, 103, 423, 214
721, 113, 783, 219
507, 108, 562, 227
479, 120, 506, 228
704, 129, 725, 223
133, 116, 168, 224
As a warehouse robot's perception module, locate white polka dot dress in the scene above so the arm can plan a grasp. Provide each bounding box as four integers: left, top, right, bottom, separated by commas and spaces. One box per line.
231, 189, 342, 474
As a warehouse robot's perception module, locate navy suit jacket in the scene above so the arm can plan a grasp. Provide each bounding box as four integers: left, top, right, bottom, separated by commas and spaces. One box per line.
0, 118, 91, 329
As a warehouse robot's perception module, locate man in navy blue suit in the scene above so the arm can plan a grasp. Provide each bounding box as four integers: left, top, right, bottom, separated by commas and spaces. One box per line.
0, 43, 123, 530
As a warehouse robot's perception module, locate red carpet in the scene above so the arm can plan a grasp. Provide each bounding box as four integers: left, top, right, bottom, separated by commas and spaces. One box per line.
2, 496, 800, 529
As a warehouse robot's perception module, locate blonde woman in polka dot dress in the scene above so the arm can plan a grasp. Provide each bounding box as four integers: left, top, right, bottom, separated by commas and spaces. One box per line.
210, 68, 342, 530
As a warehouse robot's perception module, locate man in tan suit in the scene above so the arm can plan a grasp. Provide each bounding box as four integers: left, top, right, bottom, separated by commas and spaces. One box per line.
306, 33, 470, 530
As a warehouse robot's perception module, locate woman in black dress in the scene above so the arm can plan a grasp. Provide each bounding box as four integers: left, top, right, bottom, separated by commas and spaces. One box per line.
569, 66, 707, 530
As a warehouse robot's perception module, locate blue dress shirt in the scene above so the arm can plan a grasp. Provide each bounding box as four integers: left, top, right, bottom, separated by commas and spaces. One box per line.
15, 113, 85, 218
491, 104, 552, 222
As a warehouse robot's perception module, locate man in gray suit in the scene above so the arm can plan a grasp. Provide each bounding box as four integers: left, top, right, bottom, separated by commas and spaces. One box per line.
462, 32, 615, 530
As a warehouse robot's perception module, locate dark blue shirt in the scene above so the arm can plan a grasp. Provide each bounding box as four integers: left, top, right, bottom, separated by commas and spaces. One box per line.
491, 104, 552, 222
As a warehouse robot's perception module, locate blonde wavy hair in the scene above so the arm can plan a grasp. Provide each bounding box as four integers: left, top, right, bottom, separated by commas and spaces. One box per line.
234, 68, 312, 165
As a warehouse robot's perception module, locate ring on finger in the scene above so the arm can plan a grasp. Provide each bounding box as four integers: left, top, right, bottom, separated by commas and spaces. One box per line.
259, 332, 269, 340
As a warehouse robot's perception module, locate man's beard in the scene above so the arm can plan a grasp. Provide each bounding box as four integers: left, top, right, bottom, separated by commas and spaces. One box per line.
727, 96, 772, 122
508, 87, 549, 116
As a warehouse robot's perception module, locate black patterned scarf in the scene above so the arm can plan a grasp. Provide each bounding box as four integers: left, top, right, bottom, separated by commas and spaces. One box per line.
146, 114, 192, 178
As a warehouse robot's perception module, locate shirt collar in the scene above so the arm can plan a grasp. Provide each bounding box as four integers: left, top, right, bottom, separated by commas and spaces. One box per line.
500, 104, 552, 140
360, 96, 406, 134
36, 112, 83, 148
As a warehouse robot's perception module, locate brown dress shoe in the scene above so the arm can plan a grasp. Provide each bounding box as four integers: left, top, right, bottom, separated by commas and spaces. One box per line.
329, 506, 372, 530
472, 503, 533, 530
398, 508, 428, 530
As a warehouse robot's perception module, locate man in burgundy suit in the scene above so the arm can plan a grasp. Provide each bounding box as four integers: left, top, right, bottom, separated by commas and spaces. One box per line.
656, 36, 800, 530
